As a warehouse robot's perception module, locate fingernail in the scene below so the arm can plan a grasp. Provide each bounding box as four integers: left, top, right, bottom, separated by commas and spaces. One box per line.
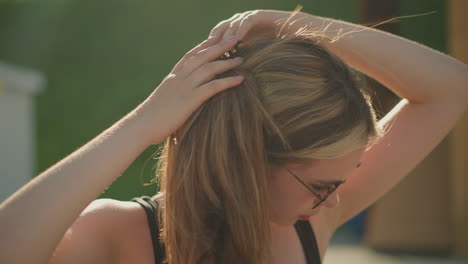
234, 57, 243, 62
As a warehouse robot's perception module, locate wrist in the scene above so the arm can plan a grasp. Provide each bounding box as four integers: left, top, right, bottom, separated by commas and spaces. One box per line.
130, 99, 172, 146
113, 105, 158, 148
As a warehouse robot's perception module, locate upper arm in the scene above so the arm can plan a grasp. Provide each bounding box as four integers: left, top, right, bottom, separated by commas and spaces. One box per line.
327, 96, 467, 229
49, 199, 118, 264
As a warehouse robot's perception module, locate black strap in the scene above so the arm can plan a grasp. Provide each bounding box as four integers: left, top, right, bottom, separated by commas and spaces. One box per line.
131, 196, 166, 264
294, 220, 322, 264
132, 196, 319, 264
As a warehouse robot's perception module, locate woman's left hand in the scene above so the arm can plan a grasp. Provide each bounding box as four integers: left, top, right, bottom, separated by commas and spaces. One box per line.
209, 10, 293, 44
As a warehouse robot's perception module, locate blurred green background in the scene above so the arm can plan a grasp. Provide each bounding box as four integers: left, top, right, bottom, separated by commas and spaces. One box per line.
0, 0, 445, 201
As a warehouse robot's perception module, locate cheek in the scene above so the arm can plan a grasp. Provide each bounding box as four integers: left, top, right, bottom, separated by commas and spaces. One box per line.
268, 180, 311, 224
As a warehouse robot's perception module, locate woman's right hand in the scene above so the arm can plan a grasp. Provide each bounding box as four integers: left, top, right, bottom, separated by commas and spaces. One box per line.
136, 35, 245, 145
0, 33, 244, 264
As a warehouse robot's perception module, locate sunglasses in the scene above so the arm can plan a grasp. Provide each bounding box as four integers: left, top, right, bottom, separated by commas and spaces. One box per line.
285, 167, 346, 209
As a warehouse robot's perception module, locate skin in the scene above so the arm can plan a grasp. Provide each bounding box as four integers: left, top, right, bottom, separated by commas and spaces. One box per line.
1, 9, 466, 264
0, 34, 246, 264
269, 148, 365, 227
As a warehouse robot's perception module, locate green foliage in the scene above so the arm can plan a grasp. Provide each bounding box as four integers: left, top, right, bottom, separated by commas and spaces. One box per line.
4, 0, 422, 201
399, 0, 446, 52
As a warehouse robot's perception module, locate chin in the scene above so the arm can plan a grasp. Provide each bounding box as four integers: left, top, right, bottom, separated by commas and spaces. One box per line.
269, 217, 296, 227
297, 210, 320, 220
270, 210, 320, 227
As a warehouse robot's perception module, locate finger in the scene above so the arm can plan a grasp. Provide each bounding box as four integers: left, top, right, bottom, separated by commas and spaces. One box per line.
221, 16, 244, 42
173, 36, 220, 73
172, 36, 220, 73
209, 13, 241, 38
196, 75, 245, 102
182, 35, 240, 74
236, 13, 256, 41
191, 57, 244, 86
209, 21, 230, 39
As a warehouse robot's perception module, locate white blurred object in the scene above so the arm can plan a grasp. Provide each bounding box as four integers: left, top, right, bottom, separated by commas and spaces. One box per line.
0, 61, 46, 202
324, 245, 467, 264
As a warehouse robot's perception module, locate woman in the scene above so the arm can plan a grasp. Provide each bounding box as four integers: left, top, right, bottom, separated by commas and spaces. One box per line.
1, 9, 467, 264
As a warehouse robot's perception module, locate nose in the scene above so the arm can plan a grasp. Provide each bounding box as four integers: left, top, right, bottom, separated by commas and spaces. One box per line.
322, 192, 340, 208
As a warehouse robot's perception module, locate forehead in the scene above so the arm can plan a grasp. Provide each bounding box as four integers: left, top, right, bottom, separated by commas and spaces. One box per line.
290, 148, 365, 182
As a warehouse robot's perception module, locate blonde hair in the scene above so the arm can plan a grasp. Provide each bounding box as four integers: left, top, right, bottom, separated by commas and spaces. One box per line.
156, 33, 384, 263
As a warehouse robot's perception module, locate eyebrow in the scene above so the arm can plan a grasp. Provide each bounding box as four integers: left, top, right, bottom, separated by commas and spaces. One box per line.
315, 161, 361, 186
305, 161, 362, 186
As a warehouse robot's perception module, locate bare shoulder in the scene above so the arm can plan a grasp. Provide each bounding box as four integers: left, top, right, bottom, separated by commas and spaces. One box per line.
50, 198, 147, 264
76, 198, 144, 230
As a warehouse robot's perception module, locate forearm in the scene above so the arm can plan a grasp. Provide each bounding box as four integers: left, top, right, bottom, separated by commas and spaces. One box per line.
0, 107, 151, 262
294, 12, 468, 104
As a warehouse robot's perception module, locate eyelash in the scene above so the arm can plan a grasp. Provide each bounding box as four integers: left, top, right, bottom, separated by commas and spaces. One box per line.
311, 185, 327, 191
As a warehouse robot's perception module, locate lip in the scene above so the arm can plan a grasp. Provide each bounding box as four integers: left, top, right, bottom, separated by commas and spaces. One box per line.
298, 215, 311, 220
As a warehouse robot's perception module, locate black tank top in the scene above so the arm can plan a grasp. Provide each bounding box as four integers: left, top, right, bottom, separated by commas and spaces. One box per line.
131, 196, 321, 264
